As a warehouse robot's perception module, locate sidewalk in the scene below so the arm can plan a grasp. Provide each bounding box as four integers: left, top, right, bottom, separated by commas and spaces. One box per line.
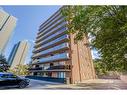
43, 79, 127, 89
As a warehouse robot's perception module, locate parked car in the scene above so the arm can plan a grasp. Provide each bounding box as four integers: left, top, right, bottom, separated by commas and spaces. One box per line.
0, 72, 30, 89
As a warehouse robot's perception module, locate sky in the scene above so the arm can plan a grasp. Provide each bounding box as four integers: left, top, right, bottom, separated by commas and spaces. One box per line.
1, 6, 61, 63
1, 6, 99, 64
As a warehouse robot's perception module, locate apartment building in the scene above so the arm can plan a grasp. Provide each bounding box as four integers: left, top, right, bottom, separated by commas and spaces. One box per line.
0, 9, 17, 54
8, 40, 29, 69
30, 8, 96, 84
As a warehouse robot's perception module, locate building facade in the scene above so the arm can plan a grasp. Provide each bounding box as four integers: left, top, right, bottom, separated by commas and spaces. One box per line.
8, 40, 29, 69
30, 8, 96, 84
0, 9, 17, 54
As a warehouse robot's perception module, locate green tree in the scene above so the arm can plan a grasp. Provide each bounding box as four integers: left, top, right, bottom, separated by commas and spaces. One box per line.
0, 68, 3, 72
94, 59, 107, 76
0, 54, 9, 72
62, 6, 127, 72
8, 64, 29, 76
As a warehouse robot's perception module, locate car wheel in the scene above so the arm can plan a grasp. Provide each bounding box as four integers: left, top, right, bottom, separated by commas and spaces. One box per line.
19, 81, 27, 89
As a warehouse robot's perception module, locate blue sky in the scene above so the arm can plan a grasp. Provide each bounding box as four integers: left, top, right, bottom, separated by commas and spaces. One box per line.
1, 6, 61, 63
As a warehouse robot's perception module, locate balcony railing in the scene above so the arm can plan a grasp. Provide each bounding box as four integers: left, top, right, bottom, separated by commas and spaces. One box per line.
29, 65, 71, 72
39, 11, 61, 31
35, 26, 67, 47
28, 67, 43, 71
39, 14, 63, 34
47, 65, 71, 70
34, 34, 69, 52
33, 43, 69, 58
33, 53, 70, 64
36, 21, 67, 43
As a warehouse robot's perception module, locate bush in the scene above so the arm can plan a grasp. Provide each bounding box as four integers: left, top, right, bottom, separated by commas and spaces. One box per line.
94, 59, 107, 76
0, 68, 3, 72
7, 64, 29, 76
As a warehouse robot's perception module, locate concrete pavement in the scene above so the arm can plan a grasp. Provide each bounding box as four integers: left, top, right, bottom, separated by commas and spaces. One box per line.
24, 79, 127, 90
25, 79, 63, 89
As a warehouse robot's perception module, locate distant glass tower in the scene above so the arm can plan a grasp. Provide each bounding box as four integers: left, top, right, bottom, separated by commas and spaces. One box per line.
8, 40, 29, 69
0, 9, 17, 54
30, 7, 96, 84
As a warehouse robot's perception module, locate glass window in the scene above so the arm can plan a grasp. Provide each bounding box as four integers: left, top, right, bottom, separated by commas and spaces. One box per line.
0, 74, 8, 78
8, 74, 17, 78
0, 74, 17, 78
57, 72, 65, 78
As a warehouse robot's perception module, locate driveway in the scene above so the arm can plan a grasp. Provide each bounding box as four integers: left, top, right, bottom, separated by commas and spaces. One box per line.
25, 79, 63, 89
74, 79, 127, 90
24, 79, 127, 90
0, 78, 121, 90
44, 79, 127, 90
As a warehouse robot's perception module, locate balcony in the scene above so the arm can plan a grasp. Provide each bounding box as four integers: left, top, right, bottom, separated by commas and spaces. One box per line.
34, 34, 69, 52
31, 59, 39, 64
35, 26, 67, 47
39, 11, 61, 32
28, 67, 43, 71
29, 65, 71, 72
33, 53, 70, 64
38, 14, 62, 35
36, 20, 67, 43
32, 43, 69, 58
47, 65, 71, 70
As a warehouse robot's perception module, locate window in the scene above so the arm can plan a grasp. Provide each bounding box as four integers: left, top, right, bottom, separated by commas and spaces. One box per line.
0, 74, 17, 78
57, 72, 65, 78
0, 74, 8, 78
8, 74, 17, 78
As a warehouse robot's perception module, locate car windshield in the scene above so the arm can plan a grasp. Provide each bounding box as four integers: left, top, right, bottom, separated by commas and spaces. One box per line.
0, 74, 18, 78
8, 74, 18, 78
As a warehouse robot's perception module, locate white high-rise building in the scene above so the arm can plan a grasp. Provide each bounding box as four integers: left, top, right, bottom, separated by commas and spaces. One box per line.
8, 40, 29, 68
0, 9, 17, 54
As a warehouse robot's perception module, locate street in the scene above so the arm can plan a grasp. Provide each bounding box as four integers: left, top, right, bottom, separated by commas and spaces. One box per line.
22, 79, 127, 90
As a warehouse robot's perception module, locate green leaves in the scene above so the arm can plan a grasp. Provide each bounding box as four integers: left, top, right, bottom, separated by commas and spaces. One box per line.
62, 6, 127, 72
8, 64, 29, 76
0, 54, 9, 72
